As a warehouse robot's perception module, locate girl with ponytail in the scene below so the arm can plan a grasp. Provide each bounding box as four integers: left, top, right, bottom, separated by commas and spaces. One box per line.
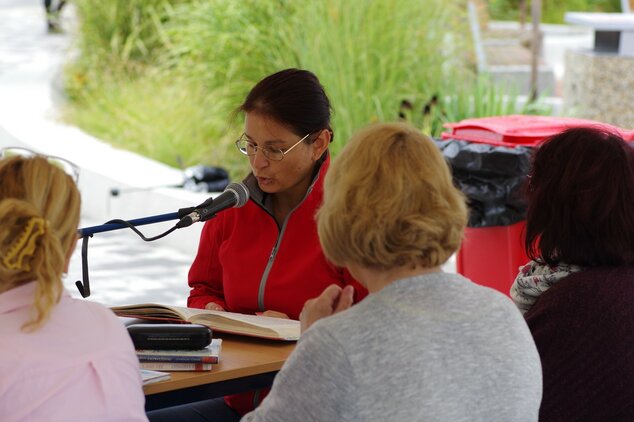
0, 151, 147, 421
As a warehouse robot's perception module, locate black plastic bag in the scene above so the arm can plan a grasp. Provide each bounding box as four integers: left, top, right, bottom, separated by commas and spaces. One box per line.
183, 165, 230, 193
435, 139, 532, 227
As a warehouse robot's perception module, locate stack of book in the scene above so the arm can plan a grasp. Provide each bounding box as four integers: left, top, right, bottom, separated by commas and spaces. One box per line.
137, 338, 222, 372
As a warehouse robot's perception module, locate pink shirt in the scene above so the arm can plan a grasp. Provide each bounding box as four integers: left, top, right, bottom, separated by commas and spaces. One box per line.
0, 282, 147, 422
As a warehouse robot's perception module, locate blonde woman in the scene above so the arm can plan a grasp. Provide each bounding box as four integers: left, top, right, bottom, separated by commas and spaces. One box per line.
241, 123, 542, 421
0, 150, 147, 422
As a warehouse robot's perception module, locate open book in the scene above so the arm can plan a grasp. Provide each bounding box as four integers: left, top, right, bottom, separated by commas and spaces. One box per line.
111, 303, 300, 341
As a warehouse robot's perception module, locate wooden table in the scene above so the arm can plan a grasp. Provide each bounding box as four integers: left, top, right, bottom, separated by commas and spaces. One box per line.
144, 334, 295, 411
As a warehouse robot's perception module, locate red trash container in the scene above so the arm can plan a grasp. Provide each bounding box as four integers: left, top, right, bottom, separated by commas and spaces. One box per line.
441, 115, 634, 295
457, 221, 528, 294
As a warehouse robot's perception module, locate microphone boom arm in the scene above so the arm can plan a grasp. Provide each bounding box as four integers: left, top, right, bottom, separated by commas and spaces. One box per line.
74, 182, 248, 299
78, 212, 180, 237
75, 209, 203, 299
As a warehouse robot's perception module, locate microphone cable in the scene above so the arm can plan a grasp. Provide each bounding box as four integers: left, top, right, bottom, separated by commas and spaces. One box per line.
102, 218, 178, 242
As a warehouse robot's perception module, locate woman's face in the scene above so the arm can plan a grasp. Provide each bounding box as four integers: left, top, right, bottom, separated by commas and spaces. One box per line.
244, 112, 328, 197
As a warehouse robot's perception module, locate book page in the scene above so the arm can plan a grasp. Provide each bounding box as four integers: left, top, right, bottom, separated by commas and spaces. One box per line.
110, 303, 186, 321
190, 311, 300, 340
111, 303, 300, 341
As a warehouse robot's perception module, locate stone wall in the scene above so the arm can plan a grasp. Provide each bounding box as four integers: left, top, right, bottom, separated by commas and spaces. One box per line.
563, 50, 634, 129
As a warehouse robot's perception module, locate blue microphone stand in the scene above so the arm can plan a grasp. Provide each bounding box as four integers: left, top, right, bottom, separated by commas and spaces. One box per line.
78, 212, 180, 237
75, 211, 190, 298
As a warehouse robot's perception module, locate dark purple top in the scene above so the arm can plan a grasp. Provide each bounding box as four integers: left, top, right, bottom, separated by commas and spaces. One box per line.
525, 266, 634, 421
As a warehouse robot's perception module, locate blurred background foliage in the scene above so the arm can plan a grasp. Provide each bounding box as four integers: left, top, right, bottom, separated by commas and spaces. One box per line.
64, 0, 554, 181
488, 0, 621, 23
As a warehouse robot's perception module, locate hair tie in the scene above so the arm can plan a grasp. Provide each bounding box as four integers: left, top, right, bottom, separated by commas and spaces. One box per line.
2, 217, 48, 271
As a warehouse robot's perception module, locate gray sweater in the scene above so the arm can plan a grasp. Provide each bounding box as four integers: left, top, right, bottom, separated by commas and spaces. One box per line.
242, 272, 542, 421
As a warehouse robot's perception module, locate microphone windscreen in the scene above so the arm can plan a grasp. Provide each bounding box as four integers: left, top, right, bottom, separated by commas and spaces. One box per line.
227, 182, 249, 207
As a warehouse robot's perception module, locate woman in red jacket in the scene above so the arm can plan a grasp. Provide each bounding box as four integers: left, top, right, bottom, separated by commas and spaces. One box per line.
150, 69, 367, 421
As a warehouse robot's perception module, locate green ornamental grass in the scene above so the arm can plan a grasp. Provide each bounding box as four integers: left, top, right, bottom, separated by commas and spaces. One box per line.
64, 0, 547, 181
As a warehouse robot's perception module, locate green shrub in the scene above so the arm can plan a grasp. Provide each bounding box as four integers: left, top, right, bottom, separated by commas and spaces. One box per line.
158, 0, 472, 156
65, 0, 184, 105
488, 0, 621, 24
64, 0, 547, 180
62, 72, 249, 178
71, 0, 185, 67
159, 0, 296, 107
395, 74, 550, 137
281, 0, 470, 155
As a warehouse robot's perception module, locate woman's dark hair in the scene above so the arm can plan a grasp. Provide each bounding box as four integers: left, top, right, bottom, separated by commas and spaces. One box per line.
525, 127, 634, 267
238, 68, 333, 141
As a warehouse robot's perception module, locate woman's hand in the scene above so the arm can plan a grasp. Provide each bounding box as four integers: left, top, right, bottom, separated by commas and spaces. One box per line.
300, 284, 354, 333
257, 310, 290, 319
205, 302, 225, 311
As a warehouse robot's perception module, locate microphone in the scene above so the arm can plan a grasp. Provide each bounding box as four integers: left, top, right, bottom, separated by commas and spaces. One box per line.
176, 182, 249, 228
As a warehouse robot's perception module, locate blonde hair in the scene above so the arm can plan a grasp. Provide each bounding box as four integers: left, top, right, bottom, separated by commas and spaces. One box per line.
317, 122, 467, 270
0, 156, 81, 331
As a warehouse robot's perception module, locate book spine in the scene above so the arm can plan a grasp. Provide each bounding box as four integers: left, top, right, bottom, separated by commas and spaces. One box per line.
137, 355, 218, 364
140, 362, 213, 371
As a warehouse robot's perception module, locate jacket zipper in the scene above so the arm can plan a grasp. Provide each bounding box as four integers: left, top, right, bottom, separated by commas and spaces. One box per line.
256, 184, 315, 311
256, 210, 289, 310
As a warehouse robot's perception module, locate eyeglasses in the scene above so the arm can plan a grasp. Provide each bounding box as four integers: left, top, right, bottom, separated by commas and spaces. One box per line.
0, 146, 80, 183
235, 132, 312, 161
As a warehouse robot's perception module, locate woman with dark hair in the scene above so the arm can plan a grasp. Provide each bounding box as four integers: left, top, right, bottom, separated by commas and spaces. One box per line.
510, 127, 634, 421
188, 68, 366, 320
148, 69, 366, 421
